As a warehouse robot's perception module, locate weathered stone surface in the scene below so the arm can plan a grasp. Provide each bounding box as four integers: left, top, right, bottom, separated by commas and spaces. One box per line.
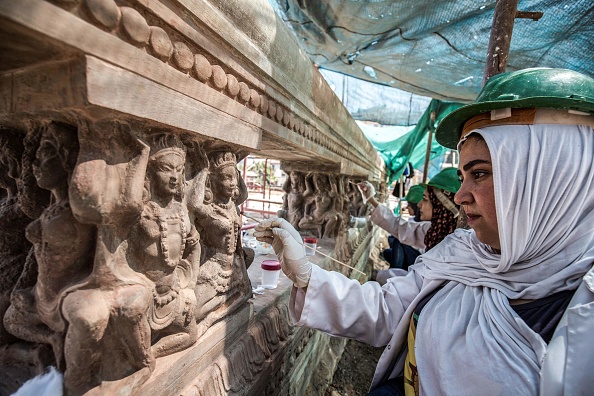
120, 6, 150, 45
211, 65, 227, 89
226, 73, 240, 97
193, 53, 212, 82
249, 88, 260, 108
238, 82, 250, 103
83, 0, 120, 29
149, 26, 173, 61
172, 41, 194, 71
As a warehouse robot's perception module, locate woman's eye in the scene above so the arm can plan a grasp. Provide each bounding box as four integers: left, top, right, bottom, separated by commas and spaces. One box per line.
472, 171, 487, 179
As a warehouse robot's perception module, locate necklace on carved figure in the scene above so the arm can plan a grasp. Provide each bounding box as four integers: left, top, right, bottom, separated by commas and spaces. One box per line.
147, 201, 188, 268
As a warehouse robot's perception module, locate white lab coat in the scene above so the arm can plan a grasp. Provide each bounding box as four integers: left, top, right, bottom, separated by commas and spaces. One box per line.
290, 264, 594, 395
289, 264, 444, 390
370, 205, 430, 252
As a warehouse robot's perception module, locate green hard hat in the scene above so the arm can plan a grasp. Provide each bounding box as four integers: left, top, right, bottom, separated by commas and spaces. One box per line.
405, 184, 426, 204
420, 167, 461, 194
436, 68, 594, 149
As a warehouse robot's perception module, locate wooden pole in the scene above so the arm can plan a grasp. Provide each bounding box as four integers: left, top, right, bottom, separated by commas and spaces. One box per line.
422, 111, 436, 183
483, 0, 519, 84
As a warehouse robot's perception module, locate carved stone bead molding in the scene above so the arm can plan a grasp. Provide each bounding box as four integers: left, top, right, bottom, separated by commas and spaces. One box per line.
45, 0, 351, 162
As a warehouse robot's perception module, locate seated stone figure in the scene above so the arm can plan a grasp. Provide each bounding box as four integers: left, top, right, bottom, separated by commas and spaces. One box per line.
126, 134, 200, 358
278, 170, 306, 229
0, 129, 34, 346
298, 172, 340, 239
4, 123, 94, 376
187, 150, 251, 335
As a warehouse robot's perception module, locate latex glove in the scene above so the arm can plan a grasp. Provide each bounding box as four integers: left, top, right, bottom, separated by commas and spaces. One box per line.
253, 218, 312, 288
349, 215, 368, 228
357, 181, 376, 204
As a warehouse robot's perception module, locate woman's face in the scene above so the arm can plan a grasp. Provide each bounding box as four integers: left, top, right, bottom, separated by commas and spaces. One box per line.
214, 165, 237, 199
418, 189, 433, 221
32, 139, 68, 190
150, 153, 185, 199
455, 136, 500, 250
406, 204, 415, 217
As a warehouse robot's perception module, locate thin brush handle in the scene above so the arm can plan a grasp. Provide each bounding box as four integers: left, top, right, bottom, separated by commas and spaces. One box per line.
242, 213, 366, 276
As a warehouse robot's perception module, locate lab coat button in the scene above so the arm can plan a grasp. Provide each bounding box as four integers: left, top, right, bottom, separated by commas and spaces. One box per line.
387, 345, 391, 350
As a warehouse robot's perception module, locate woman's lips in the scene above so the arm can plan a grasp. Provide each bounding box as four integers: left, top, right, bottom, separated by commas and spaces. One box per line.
466, 213, 480, 224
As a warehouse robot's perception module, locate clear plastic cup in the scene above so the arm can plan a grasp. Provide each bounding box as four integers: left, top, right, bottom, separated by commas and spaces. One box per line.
261, 260, 281, 289
303, 237, 318, 256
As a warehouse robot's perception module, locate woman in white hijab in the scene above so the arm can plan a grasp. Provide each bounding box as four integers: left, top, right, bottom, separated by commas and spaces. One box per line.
254, 68, 594, 395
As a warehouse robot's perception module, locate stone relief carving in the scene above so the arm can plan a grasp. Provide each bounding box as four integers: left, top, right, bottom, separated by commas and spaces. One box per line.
0, 122, 254, 394
126, 133, 199, 359
277, 168, 367, 247
188, 149, 251, 336
298, 172, 341, 239
0, 129, 34, 347
278, 170, 306, 229
347, 179, 366, 217
4, 123, 97, 392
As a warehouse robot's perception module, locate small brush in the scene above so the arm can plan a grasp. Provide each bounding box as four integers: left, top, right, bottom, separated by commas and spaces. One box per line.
242, 213, 366, 276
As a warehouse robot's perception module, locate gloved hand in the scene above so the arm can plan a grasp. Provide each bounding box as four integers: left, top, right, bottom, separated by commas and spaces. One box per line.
253, 218, 312, 288
357, 181, 376, 204
349, 215, 368, 228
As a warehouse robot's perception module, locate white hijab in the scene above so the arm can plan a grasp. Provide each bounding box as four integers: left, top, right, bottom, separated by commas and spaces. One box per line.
411, 124, 594, 395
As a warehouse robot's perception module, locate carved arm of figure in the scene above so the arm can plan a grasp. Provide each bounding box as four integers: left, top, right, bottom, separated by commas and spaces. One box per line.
184, 142, 210, 221
69, 121, 150, 227
328, 174, 339, 198
302, 172, 316, 215
62, 121, 156, 394
303, 172, 315, 197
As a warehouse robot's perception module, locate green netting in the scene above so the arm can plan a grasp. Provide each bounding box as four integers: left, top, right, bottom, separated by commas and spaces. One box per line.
270, 0, 594, 103
362, 99, 464, 182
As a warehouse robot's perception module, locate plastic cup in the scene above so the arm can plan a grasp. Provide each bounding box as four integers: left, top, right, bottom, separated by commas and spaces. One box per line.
261, 260, 281, 289
303, 237, 318, 256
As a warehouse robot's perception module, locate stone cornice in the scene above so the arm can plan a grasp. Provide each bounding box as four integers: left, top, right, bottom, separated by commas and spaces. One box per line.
0, 0, 384, 178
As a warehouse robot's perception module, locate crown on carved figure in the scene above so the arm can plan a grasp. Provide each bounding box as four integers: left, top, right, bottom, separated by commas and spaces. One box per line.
209, 151, 236, 170
149, 134, 187, 161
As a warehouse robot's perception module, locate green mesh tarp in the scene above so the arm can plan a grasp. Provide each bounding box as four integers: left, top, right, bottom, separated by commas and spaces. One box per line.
320, 69, 432, 126
361, 100, 464, 182
270, 0, 594, 103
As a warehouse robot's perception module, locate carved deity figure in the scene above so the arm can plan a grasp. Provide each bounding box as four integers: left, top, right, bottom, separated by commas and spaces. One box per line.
298, 172, 340, 238
348, 179, 366, 217
278, 170, 305, 229
4, 123, 95, 375
126, 134, 199, 358
0, 130, 33, 345
188, 150, 250, 333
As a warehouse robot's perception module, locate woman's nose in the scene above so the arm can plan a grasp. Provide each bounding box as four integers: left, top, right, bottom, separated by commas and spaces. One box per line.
454, 181, 471, 205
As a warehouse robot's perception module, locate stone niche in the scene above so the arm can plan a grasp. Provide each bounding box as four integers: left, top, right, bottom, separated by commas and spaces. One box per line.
0, 0, 385, 395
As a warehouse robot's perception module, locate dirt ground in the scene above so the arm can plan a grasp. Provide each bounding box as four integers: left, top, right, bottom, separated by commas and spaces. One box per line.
325, 339, 384, 396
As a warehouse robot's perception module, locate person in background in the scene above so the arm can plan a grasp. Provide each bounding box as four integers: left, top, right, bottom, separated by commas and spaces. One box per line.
380, 185, 426, 282
254, 68, 594, 395
402, 184, 423, 221
359, 168, 461, 284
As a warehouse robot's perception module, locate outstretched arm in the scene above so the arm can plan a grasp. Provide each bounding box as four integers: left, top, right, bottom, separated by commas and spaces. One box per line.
184, 143, 210, 219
